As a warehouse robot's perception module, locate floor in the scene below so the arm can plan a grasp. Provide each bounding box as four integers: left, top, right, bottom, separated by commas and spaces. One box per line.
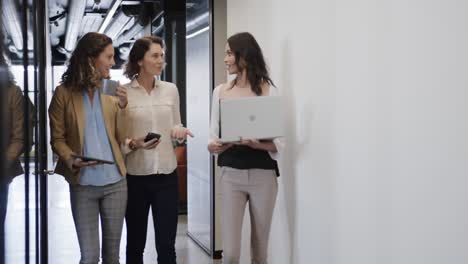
4, 174, 222, 264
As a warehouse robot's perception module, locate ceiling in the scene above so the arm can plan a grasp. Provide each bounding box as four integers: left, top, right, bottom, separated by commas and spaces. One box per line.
1, 0, 209, 66
48, 0, 163, 65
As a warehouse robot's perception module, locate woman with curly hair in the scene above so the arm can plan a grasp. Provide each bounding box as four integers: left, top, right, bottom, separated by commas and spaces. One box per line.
48, 32, 128, 264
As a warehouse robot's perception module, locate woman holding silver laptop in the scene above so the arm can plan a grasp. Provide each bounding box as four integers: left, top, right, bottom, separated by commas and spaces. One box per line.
208, 32, 282, 264
48, 32, 129, 263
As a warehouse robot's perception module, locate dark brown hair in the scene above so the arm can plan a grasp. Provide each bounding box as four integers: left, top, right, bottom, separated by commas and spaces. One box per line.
124, 36, 164, 79
227, 32, 275, 96
61, 32, 113, 91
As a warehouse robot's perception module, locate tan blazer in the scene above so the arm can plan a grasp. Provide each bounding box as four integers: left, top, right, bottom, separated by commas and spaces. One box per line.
2, 85, 33, 183
48, 85, 128, 185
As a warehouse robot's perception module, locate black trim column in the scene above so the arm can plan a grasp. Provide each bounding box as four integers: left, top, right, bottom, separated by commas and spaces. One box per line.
163, 0, 187, 125
20, 0, 31, 262
0, 2, 7, 262
33, 0, 48, 263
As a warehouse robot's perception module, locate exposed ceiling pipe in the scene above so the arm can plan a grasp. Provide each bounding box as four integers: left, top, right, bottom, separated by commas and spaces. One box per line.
55, 0, 68, 7
118, 45, 130, 60
152, 17, 164, 35
48, 0, 67, 47
7, 45, 33, 59
62, 0, 87, 54
2, 0, 23, 51
114, 21, 144, 46
152, 10, 164, 24
121, 0, 140, 5
104, 11, 132, 41
186, 12, 209, 33
63, 0, 86, 52
92, 0, 102, 11
98, 0, 123, 33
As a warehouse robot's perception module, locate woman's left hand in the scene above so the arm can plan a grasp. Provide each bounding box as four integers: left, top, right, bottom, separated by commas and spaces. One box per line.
116, 84, 128, 108
171, 126, 194, 142
237, 138, 260, 149
237, 139, 277, 152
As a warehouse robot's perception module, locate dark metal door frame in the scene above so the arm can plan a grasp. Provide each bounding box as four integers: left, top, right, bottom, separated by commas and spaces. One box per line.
32, 0, 49, 263
20, 0, 32, 262
1, 0, 48, 262
20, 0, 49, 263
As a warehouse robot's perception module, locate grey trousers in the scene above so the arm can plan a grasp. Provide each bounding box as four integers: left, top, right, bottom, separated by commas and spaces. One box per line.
219, 167, 278, 264
70, 179, 127, 264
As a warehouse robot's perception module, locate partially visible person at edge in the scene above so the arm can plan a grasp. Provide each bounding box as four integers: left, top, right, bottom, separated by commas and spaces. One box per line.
208, 32, 284, 264
0, 43, 34, 261
121, 35, 193, 264
48, 32, 129, 264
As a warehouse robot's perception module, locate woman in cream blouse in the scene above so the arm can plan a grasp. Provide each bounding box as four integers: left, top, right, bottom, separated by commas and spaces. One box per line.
121, 36, 193, 264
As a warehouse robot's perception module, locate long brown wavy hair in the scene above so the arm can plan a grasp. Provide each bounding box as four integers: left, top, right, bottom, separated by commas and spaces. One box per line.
61, 32, 113, 92
124, 36, 164, 79
227, 32, 275, 96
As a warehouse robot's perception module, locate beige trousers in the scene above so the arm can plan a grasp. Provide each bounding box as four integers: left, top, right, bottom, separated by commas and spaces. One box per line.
219, 167, 278, 264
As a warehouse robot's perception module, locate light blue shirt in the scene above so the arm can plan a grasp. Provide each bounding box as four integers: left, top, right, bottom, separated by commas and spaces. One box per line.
79, 89, 123, 186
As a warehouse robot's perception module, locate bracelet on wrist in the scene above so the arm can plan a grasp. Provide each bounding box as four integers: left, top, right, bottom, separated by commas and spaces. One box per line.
129, 139, 137, 150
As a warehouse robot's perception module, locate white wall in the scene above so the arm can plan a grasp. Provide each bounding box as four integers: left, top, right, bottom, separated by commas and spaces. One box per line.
226, 0, 468, 263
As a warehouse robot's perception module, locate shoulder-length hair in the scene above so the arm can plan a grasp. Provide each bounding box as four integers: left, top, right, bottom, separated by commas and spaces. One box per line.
124, 36, 164, 79
61, 32, 113, 92
227, 32, 275, 96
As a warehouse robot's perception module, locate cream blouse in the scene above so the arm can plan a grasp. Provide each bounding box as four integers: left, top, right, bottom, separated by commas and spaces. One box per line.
121, 78, 183, 175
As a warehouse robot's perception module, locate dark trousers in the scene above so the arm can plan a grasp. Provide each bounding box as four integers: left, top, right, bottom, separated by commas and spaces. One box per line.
0, 181, 9, 264
125, 171, 179, 264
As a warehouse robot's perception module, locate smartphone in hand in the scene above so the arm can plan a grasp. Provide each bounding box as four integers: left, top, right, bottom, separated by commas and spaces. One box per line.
144, 132, 161, 143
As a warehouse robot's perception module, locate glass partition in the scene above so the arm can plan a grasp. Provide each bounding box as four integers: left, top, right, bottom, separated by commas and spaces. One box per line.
186, 0, 218, 256
1, 0, 47, 263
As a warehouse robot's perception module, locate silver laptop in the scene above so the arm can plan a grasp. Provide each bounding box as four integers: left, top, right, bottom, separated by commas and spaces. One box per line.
219, 96, 284, 143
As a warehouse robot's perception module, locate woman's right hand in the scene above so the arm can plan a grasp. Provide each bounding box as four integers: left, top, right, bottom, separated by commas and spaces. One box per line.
208, 139, 232, 154
130, 136, 160, 150
72, 158, 99, 169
